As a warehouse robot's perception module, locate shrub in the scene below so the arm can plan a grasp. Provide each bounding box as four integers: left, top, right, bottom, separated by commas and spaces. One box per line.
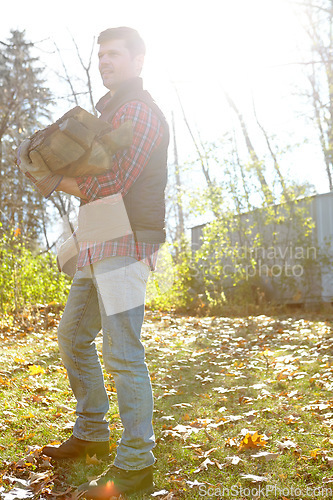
0, 227, 71, 314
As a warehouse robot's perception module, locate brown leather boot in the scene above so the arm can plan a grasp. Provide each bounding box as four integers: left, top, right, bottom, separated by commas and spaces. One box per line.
78, 464, 154, 498
42, 435, 110, 460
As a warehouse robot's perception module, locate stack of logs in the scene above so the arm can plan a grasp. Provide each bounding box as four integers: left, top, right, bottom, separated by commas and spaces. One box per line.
27, 106, 132, 177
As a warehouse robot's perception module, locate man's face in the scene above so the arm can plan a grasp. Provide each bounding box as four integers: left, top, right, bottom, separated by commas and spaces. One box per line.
98, 38, 143, 93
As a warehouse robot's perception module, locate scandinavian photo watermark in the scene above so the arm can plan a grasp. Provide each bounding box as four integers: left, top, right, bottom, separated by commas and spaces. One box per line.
198, 483, 333, 497
190, 244, 318, 281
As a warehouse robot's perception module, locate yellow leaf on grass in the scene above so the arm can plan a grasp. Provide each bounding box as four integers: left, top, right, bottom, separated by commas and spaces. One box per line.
23, 412, 36, 419
14, 357, 25, 363
29, 365, 45, 375
0, 377, 11, 387
239, 431, 267, 451
54, 366, 67, 374
17, 432, 35, 441
310, 449, 321, 459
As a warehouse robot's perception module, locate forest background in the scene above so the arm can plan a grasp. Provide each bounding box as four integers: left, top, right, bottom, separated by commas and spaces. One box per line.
1, 0, 333, 315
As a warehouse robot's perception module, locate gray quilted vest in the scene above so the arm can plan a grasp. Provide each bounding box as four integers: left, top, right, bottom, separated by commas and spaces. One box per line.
96, 77, 169, 244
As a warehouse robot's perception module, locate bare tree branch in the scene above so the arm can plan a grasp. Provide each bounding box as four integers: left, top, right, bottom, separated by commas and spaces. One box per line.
171, 111, 185, 242
231, 129, 251, 211
251, 95, 290, 201
225, 91, 274, 205
291, 0, 333, 14
173, 85, 222, 218
294, 0, 333, 189
173, 85, 212, 186
54, 42, 79, 106
70, 33, 97, 115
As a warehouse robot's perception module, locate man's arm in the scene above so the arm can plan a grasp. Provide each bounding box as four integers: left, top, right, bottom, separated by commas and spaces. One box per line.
55, 176, 88, 200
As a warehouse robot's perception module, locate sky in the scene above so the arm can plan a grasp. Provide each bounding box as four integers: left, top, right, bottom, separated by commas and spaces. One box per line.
1, 0, 329, 225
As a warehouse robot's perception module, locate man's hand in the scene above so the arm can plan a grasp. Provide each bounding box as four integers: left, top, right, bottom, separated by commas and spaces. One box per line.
56, 177, 88, 200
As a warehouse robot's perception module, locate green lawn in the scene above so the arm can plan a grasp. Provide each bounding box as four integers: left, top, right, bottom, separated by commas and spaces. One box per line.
1, 307, 333, 499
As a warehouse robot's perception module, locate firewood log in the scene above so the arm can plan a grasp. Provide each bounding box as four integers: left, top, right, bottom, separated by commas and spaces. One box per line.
27, 106, 132, 177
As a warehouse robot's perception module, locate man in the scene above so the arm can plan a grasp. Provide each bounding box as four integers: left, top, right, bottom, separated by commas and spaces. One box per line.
41, 27, 169, 497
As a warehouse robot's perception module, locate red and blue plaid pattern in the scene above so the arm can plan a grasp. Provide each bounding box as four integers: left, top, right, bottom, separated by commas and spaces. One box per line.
76, 100, 164, 271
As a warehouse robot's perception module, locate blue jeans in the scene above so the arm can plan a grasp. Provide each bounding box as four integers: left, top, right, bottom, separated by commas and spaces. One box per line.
57, 255, 155, 470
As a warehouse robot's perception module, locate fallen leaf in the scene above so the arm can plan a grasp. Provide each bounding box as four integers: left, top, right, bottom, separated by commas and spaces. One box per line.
213, 459, 224, 469
310, 448, 321, 459
302, 402, 330, 411
172, 424, 200, 436
28, 365, 45, 376
322, 476, 333, 484
56, 404, 75, 412
239, 431, 267, 451
40, 457, 52, 469
29, 471, 50, 486
240, 474, 268, 483
251, 451, 280, 461
225, 455, 243, 465
22, 413, 36, 420
324, 456, 333, 467
185, 480, 206, 488
203, 447, 218, 457
277, 439, 299, 451
15, 459, 27, 468
0, 487, 34, 500
225, 438, 238, 448
193, 458, 214, 473
49, 487, 73, 497
172, 403, 193, 408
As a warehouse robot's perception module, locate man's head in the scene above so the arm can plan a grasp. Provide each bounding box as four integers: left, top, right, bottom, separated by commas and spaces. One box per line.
97, 27, 146, 94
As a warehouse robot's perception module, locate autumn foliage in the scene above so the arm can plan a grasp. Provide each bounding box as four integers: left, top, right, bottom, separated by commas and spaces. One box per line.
0, 228, 70, 315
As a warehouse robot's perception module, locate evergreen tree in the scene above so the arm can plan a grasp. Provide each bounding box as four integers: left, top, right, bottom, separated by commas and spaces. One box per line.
0, 29, 52, 241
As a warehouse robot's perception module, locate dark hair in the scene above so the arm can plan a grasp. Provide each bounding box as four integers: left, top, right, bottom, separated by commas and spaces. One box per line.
97, 27, 146, 58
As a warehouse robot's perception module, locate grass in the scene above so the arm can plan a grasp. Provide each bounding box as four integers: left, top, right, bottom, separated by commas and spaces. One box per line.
1, 306, 333, 499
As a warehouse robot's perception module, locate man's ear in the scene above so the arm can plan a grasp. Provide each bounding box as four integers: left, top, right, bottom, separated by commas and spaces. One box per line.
135, 54, 145, 75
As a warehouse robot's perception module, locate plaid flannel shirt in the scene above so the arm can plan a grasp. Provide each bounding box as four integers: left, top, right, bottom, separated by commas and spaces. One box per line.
75, 99, 164, 271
